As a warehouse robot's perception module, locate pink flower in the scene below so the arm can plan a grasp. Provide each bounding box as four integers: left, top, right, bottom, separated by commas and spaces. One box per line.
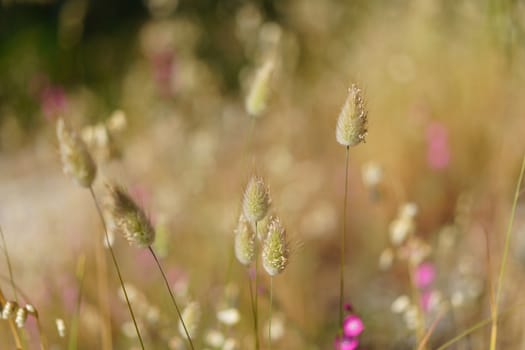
415, 262, 435, 289
426, 121, 450, 170
335, 336, 359, 350
343, 315, 365, 338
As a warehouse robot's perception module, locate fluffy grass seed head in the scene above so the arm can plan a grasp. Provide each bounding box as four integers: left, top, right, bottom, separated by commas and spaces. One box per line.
253, 212, 272, 241
336, 83, 368, 147
56, 118, 97, 187
234, 214, 256, 266
107, 185, 155, 248
56, 318, 66, 338
1, 301, 17, 319
262, 216, 289, 276
179, 301, 201, 340
245, 59, 275, 117
15, 307, 27, 328
242, 176, 271, 223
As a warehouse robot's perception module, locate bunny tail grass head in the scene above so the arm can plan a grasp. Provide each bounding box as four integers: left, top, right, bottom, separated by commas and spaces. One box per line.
245, 59, 275, 117
234, 214, 256, 266
107, 184, 155, 248
56, 118, 96, 187
336, 83, 368, 147
242, 176, 271, 223
262, 216, 289, 276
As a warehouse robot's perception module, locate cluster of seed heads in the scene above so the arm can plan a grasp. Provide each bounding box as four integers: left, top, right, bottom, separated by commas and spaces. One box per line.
107, 185, 156, 248
235, 175, 289, 275
335, 83, 368, 147
56, 118, 97, 187
1, 301, 36, 328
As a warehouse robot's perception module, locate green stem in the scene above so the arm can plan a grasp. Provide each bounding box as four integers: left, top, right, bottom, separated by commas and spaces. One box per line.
0, 227, 18, 303
247, 269, 256, 335
254, 221, 260, 350
339, 146, 349, 328
89, 187, 145, 350
490, 154, 525, 350
148, 246, 195, 350
438, 301, 525, 350
269, 277, 273, 350
68, 255, 86, 350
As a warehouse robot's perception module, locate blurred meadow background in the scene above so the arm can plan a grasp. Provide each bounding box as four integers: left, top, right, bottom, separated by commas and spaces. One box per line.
2, 0, 525, 349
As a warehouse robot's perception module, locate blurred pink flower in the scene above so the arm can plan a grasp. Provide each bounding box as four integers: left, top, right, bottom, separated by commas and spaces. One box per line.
335, 336, 359, 350
343, 315, 365, 338
415, 262, 435, 289
426, 121, 450, 170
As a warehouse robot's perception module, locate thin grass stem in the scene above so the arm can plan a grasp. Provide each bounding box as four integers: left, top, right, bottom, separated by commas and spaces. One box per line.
490, 154, 525, 350
339, 146, 349, 328
254, 221, 260, 350
147, 246, 195, 350
89, 187, 145, 350
435, 301, 525, 350
247, 269, 256, 337
268, 277, 273, 350
94, 222, 112, 350
68, 254, 86, 350
417, 308, 446, 350
0, 227, 18, 303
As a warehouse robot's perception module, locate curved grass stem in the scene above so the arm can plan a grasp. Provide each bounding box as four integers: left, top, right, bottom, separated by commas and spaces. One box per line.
490, 154, 525, 350
147, 246, 195, 350
89, 187, 145, 350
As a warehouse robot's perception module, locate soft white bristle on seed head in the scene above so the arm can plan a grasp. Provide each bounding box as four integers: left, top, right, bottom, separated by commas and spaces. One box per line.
234, 214, 256, 266
335, 83, 368, 147
245, 59, 275, 117
56, 318, 66, 337
262, 216, 289, 276
242, 176, 271, 223
56, 118, 97, 187
15, 307, 27, 328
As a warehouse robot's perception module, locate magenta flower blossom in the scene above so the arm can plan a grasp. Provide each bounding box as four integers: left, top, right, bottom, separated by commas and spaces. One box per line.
415, 262, 435, 289
336, 302, 364, 349
335, 336, 359, 350
426, 121, 450, 170
343, 315, 365, 338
